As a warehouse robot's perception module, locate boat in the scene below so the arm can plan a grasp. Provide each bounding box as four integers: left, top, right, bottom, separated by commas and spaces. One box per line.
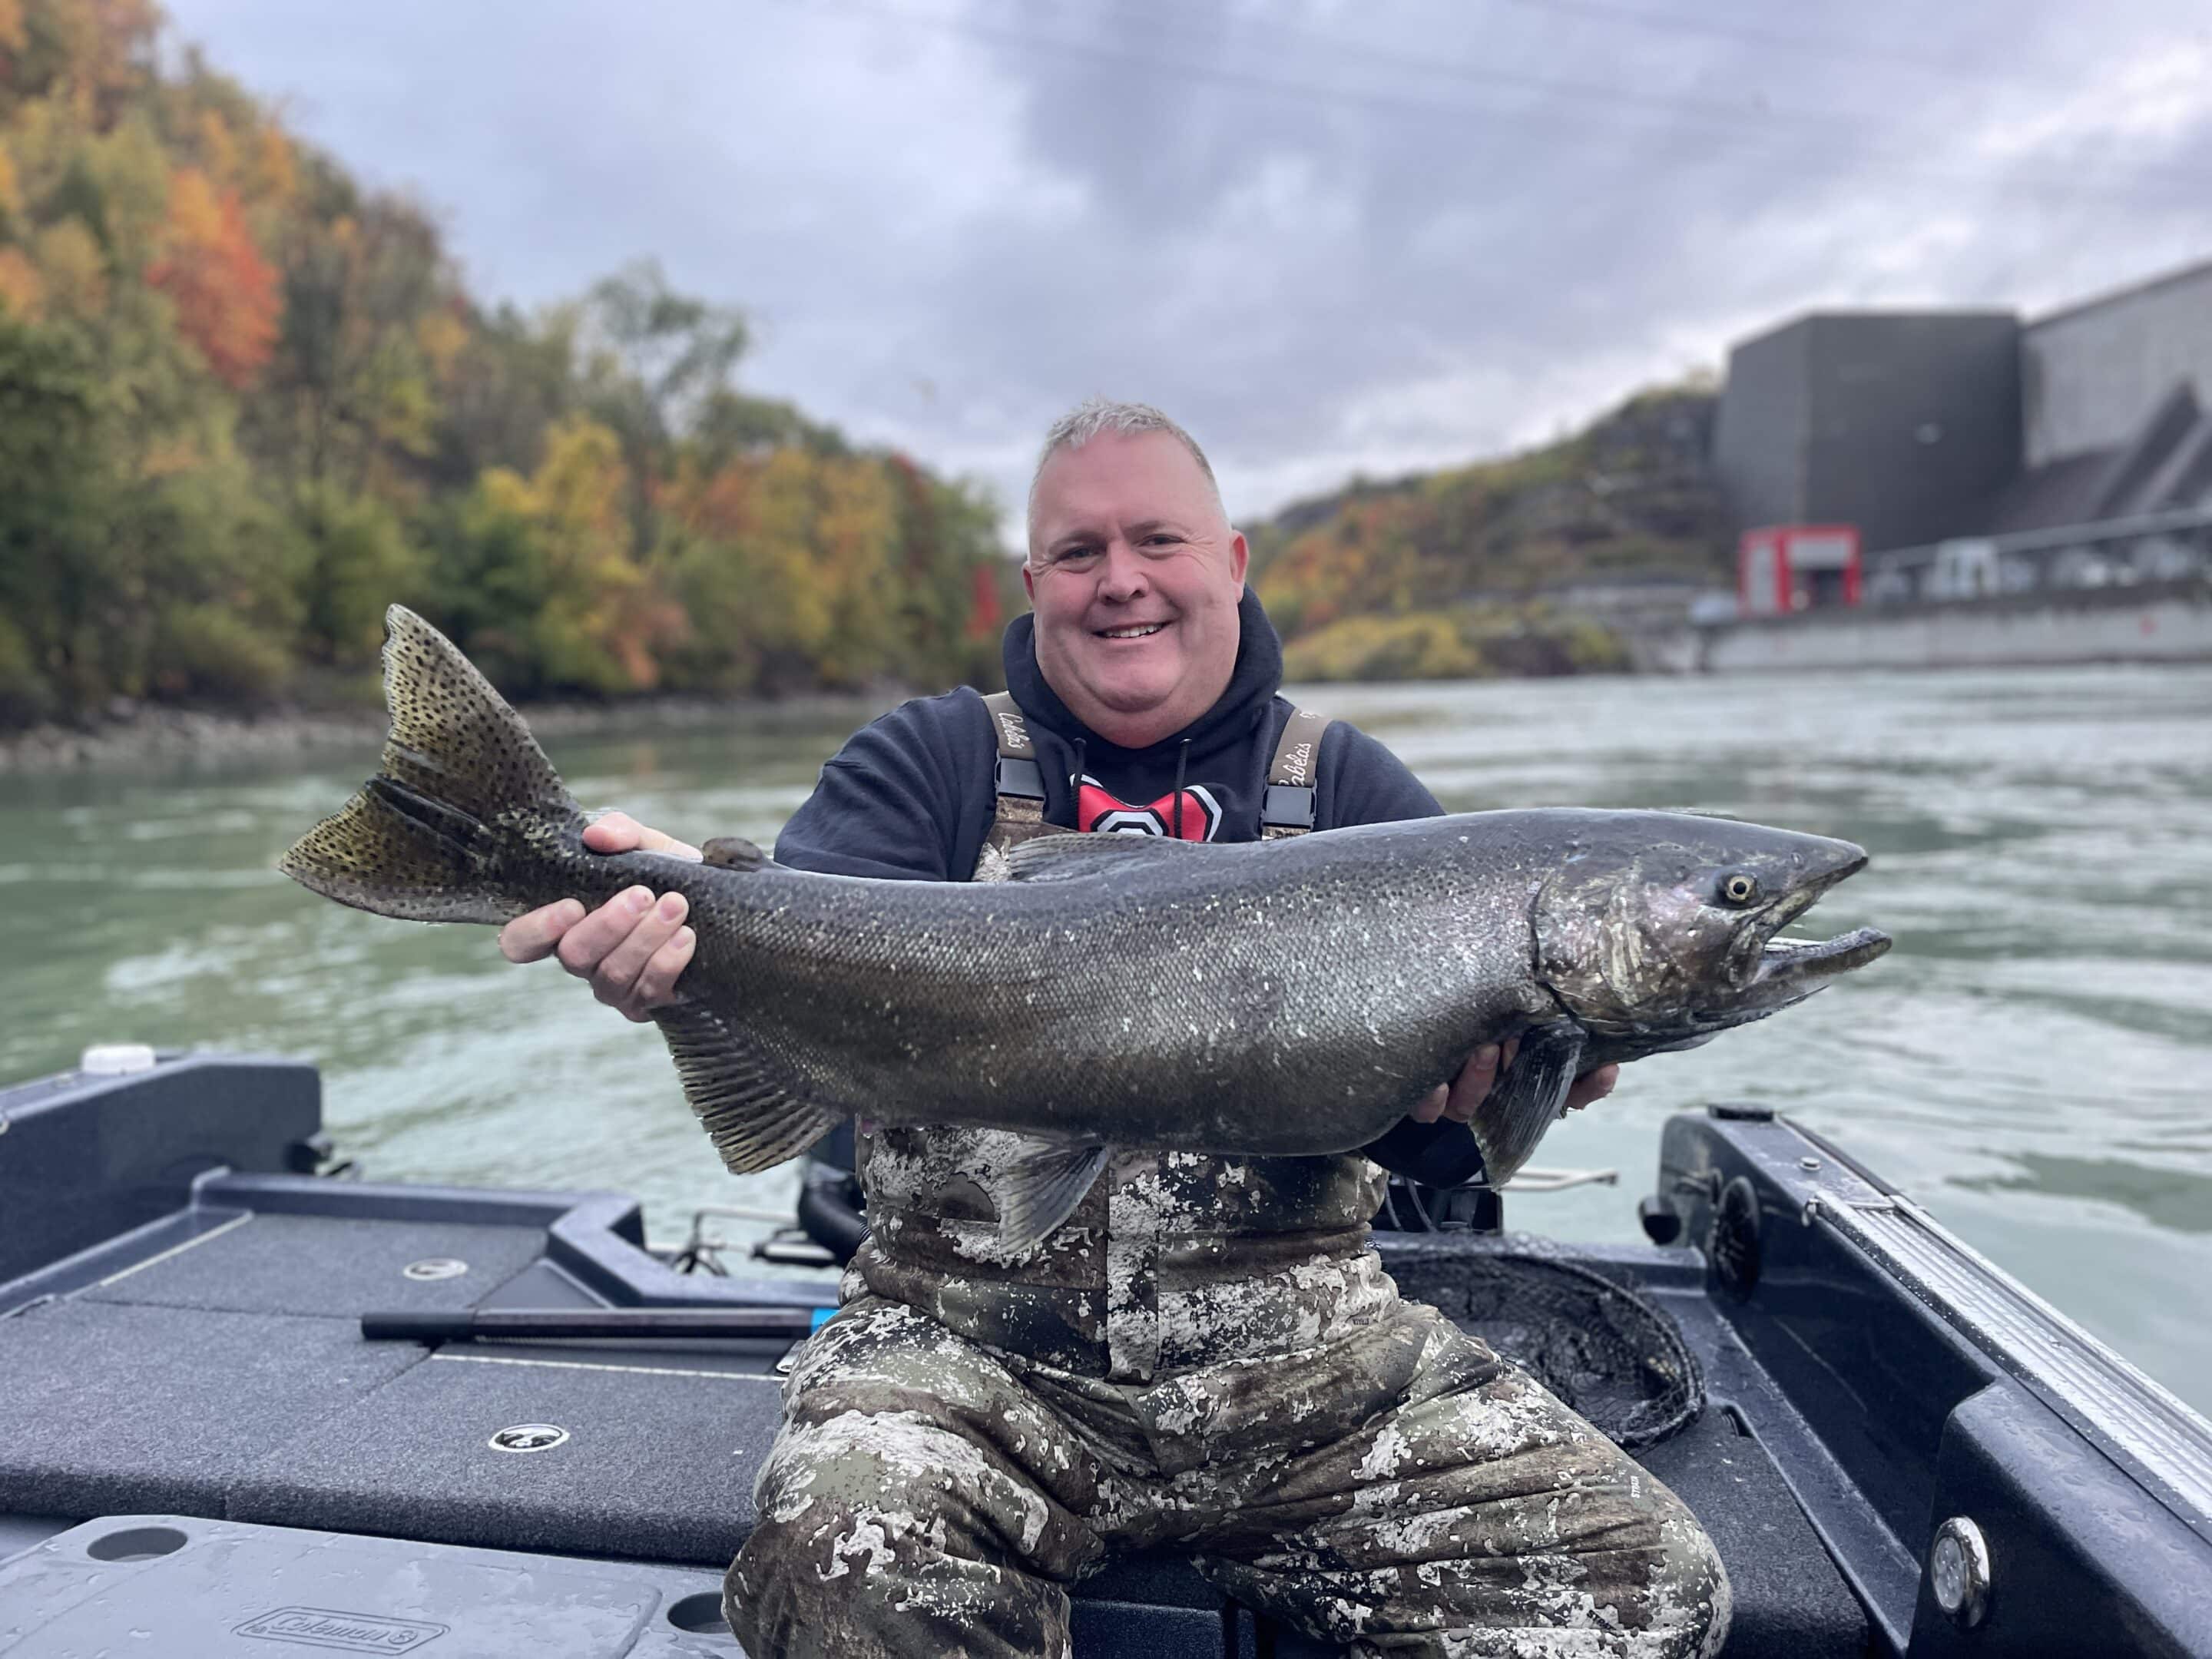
2, 1048, 2207, 1656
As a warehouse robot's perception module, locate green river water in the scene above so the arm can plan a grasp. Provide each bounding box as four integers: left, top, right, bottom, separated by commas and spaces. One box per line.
4, 664, 2208, 1414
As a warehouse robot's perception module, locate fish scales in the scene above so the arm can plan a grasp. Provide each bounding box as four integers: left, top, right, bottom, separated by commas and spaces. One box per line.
647, 823, 1545, 1155
281, 607, 1890, 1247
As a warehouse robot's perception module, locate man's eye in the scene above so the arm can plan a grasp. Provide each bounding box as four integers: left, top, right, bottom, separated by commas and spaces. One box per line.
1055, 548, 1101, 568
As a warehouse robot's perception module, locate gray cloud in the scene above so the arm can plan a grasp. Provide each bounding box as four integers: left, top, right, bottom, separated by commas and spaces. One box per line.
167, 0, 2212, 531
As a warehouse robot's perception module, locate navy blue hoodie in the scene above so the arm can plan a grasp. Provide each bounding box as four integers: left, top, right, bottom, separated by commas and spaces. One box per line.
773, 588, 1484, 1184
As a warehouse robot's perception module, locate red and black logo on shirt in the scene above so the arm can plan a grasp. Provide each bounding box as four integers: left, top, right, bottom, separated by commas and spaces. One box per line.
1075, 777, 1222, 841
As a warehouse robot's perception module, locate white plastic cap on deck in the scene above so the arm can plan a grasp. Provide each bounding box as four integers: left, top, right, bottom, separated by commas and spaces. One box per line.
80, 1043, 158, 1076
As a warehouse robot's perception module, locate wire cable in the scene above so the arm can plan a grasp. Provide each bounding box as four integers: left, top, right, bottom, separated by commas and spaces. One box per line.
790, 0, 2210, 210
1481, 0, 2081, 85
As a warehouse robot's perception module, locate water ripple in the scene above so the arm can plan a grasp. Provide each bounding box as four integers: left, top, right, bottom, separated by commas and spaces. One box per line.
5, 667, 2210, 1403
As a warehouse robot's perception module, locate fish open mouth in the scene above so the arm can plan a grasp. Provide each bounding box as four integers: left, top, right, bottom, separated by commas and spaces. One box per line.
1756, 924, 1892, 981
1720, 850, 1890, 1007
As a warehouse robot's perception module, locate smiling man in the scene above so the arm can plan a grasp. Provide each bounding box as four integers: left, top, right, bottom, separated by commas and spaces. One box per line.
498, 400, 1728, 1657
1022, 417, 1250, 749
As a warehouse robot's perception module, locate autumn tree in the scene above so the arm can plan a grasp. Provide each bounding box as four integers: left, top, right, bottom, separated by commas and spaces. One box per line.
145, 163, 277, 386
0, 0, 1012, 727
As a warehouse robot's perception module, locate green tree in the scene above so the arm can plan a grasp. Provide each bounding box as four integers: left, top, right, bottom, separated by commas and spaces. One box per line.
295, 484, 426, 666
0, 313, 108, 717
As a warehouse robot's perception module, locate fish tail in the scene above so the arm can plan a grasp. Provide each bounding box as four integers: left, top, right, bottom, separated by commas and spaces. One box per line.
279, 606, 582, 924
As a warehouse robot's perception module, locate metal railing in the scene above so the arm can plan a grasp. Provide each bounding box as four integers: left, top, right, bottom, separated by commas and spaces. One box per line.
1864, 507, 2212, 605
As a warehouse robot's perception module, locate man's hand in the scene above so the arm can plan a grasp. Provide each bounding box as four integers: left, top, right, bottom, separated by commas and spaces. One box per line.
497, 812, 704, 1022
1408, 1040, 1620, 1125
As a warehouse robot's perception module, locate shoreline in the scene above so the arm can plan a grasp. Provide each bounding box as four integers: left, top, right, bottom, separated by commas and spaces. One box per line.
0, 690, 901, 777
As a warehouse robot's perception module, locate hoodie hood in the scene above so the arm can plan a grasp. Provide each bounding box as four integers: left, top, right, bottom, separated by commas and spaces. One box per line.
1001, 588, 1289, 836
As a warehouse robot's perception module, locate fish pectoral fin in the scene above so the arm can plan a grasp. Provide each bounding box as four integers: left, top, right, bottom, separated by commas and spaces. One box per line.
653, 1002, 838, 1174
1005, 832, 1241, 884
700, 836, 769, 870
994, 1141, 1110, 1251
1469, 1021, 1585, 1184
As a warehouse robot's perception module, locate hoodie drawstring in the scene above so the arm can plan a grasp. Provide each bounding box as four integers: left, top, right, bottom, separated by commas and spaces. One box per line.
1068, 738, 1087, 829
1171, 738, 1190, 841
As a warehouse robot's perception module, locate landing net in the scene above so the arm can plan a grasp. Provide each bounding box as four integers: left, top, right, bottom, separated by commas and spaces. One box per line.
1381, 1235, 1705, 1450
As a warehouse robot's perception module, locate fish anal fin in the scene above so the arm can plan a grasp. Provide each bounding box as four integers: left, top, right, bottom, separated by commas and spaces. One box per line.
994, 1141, 1110, 1250
1469, 1021, 1585, 1184
1005, 832, 1240, 884
700, 836, 769, 870
653, 1001, 836, 1174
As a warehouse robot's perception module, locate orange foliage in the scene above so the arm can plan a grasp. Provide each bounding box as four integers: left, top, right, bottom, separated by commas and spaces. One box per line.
0, 246, 41, 316
666, 449, 754, 541
194, 108, 237, 187
250, 125, 295, 204
967, 562, 1001, 640
146, 165, 279, 389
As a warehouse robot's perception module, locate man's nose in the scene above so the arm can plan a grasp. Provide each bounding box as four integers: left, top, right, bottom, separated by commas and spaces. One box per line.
1096, 539, 1150, 600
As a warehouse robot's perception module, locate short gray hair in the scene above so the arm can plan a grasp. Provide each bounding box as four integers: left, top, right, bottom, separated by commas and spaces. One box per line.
1026, 398, 1224, 546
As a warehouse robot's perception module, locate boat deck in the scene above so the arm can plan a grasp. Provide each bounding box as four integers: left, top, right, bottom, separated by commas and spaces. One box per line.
0, 1181, 1862, 1656
6, 1055, 2207, 1657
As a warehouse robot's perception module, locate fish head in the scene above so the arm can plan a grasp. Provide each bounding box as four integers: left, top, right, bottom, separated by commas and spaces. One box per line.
1531, 813, 1889, 1056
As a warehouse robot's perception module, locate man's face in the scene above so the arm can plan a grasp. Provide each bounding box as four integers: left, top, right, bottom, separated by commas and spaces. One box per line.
1023, 431, 1248, 748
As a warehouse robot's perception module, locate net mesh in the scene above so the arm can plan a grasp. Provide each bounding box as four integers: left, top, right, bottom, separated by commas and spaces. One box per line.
1380, 1234, 1705, 1451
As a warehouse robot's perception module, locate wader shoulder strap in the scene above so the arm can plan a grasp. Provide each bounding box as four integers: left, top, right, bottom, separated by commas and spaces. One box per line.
1262, 704, 1333, 837
982, 690, 1045, 801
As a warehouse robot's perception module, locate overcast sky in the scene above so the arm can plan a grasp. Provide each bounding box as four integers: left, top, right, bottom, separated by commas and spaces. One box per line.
164, 0, 2212, 534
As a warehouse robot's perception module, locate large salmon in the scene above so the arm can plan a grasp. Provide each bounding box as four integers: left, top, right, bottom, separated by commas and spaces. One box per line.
281, 607, 1889, 1246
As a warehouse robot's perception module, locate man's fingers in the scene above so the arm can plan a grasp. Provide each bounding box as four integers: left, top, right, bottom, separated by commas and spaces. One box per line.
1564, 1064, 1621, 1113
627, 927, 697, 1020
1442, 1043, 1502, 1123
555, 887, 657, 976
499, 899, 585, 964
581, 813, 701, 860
1411, 1084, 1448, 1124
581, 813, 646, 853
591, 891, 689, 1008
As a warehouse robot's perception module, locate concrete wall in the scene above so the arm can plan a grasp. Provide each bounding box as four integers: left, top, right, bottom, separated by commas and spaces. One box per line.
1714, 313, 2020, 551
1700, 579, 2212, 671
2024, 262, 2212, 467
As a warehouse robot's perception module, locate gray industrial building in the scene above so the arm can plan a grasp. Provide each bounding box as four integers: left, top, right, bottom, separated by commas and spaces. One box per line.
1713, 257, 2212, 578
2025, 261, 2212, 469
1713, 310, 2022, 554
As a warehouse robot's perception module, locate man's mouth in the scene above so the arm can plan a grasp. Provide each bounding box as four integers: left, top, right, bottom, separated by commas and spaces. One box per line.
1094, 621, 1171, 641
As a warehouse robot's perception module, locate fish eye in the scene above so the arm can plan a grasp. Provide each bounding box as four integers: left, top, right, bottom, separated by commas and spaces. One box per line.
1717, 873, 1760, 907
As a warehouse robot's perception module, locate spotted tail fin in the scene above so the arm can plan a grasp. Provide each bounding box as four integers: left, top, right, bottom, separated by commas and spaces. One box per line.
279, 606, 582, 924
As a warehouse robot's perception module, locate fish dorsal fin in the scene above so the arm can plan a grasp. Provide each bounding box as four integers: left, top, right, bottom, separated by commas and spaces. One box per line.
1469, 1020, 1585, 1184
1005, 832, 1238, 884
700, 836, 769, 870
994, 1140, 1111, 1251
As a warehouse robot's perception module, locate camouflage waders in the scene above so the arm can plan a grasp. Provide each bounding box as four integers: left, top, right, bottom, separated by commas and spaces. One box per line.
724, 697, 1730, 1657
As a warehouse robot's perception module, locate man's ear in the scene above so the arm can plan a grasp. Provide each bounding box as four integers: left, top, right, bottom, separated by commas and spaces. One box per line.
1229, 531, 1249, 593
1021, 561, 1037, 603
